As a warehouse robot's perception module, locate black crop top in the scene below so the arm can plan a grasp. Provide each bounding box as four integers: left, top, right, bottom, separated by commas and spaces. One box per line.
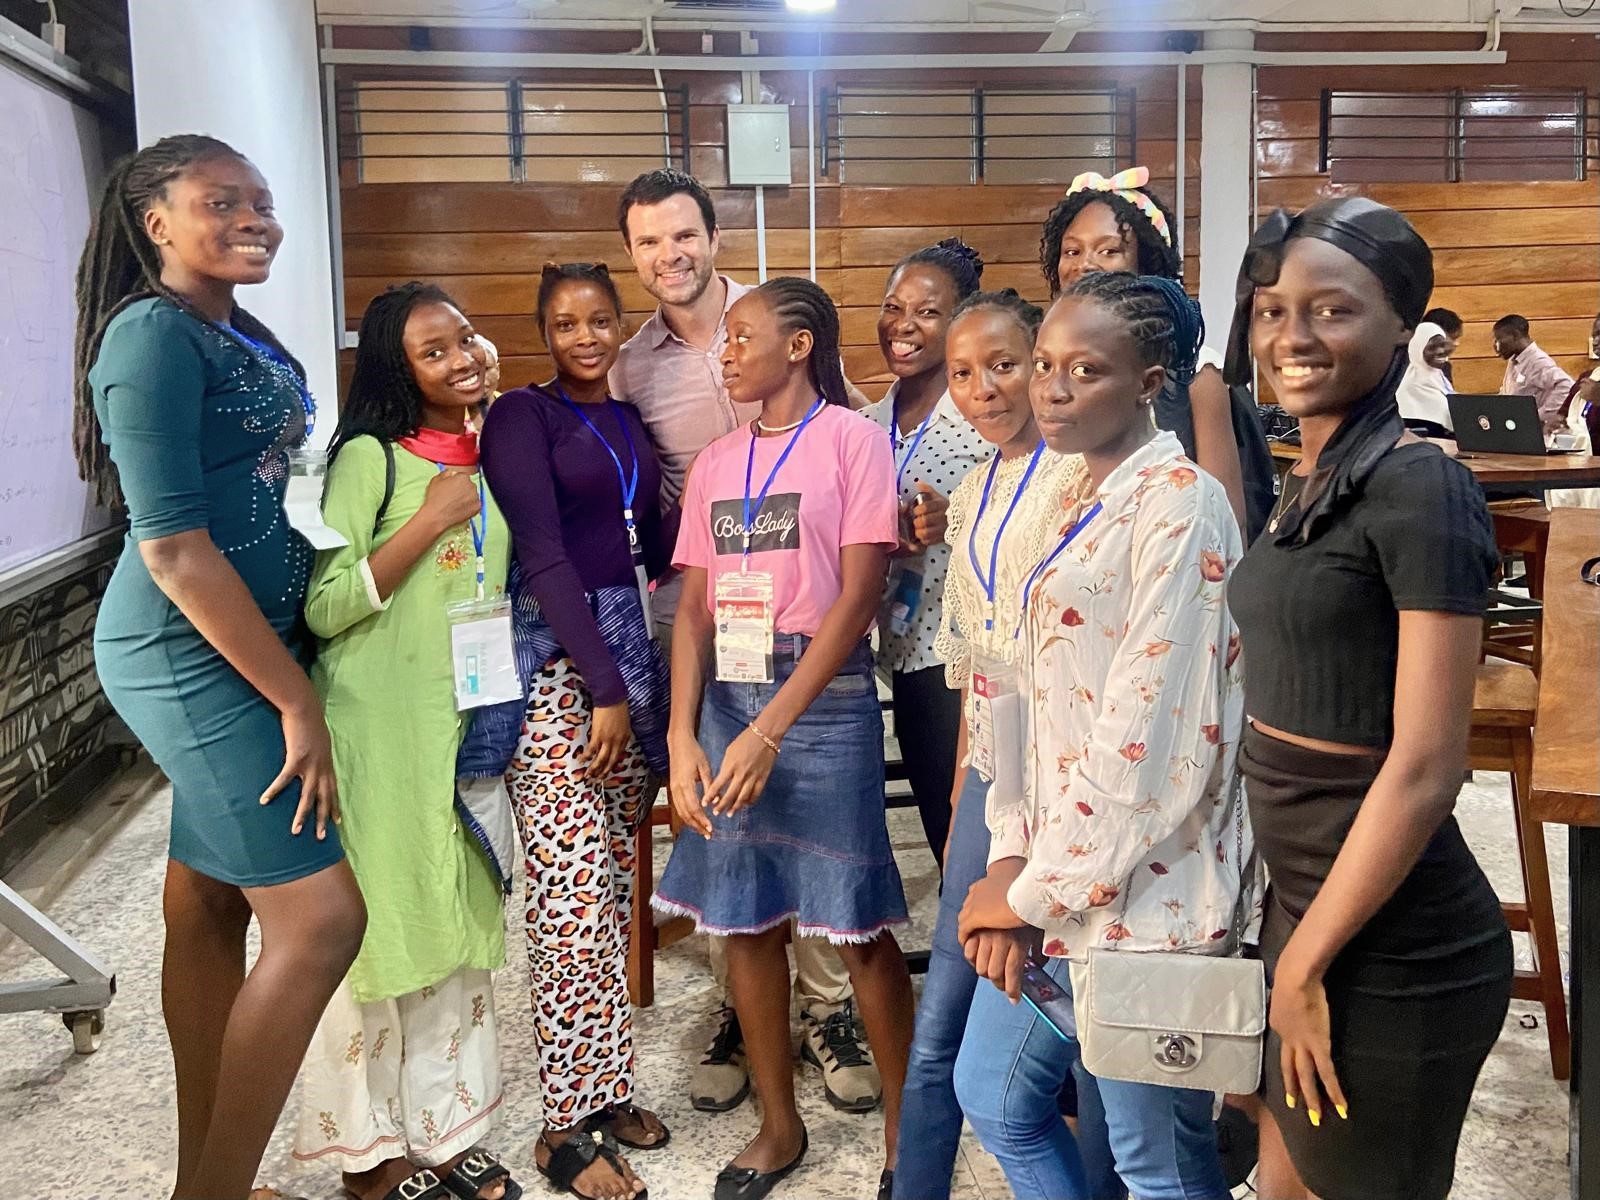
1229, 442, 1497, 748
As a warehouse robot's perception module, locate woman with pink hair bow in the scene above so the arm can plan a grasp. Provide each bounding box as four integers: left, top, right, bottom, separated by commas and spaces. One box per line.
1040, 166, 1277, 543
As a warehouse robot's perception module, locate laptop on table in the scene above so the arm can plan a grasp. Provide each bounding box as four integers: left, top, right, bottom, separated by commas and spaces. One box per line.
1447, 394, 1575, 456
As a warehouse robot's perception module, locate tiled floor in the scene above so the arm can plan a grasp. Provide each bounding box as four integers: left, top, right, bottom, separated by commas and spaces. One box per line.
0, 763, 1574, 1199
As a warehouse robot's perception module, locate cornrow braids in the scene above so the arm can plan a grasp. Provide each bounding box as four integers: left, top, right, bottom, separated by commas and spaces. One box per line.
1039, 188, 1183, 297
755, 276, 849, 407
1063, 271, 1205, 385
72, 134, 303, 508
330, 282, 460, 460
951, 287, 1046, 342
536, 261, 623, 336
890, 236, 985, 302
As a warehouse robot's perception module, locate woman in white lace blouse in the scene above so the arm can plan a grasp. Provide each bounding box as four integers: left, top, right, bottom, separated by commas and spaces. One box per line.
891, 289, 1093, 1200
954, 272, 1247, 1200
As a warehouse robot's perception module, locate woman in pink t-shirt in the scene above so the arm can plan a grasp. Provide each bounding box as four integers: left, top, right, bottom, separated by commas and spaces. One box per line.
653, 277, 913, 1200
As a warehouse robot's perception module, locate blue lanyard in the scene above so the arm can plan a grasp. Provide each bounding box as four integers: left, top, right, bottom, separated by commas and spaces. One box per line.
891, 392, 938, 493
229, 327, 316, 438
436, 464, 489, 599
1015, 500, 1104, 637
967, 441, 1046, 631
742, 399, 824, 566
553, 386, 643, 559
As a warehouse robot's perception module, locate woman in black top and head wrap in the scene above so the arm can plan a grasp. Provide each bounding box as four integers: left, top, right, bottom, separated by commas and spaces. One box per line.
1225, 197, 1512, 1200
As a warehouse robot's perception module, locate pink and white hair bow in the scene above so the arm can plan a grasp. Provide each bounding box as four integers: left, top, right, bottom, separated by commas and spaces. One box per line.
1065, 165, 1172, 248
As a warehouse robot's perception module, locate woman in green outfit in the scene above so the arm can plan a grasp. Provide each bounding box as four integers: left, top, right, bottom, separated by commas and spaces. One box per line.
292, 283, 521, 1200
77, 135, 366, 1200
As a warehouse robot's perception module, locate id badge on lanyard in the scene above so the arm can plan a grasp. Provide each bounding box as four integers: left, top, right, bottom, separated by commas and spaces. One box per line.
885, 562, 925, 637
714, 570, 775, 683
969, 652, 1024, 789
283, 449, 350, 550
447, 596, 519, 709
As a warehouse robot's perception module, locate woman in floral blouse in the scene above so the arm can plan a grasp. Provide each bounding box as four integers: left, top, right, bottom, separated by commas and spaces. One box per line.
954, 271, 1247, 1200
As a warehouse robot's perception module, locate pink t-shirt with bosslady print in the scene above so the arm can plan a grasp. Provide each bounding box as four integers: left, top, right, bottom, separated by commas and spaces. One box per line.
673, 403, 899, 637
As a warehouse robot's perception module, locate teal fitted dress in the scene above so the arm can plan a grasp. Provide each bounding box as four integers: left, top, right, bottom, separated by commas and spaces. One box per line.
91, 297, 343, 886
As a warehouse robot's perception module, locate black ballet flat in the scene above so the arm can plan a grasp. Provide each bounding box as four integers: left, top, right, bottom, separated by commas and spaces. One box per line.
877, 1169, 893, 1200
713, 1130, 808, 1200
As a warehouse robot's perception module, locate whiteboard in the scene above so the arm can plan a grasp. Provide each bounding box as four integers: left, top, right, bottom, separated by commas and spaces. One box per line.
0, 57, 115, 576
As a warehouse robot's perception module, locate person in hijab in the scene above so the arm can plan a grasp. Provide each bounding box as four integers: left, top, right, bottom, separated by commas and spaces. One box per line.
1223, 198, 1512, 1200
1395, 321, 1454, 436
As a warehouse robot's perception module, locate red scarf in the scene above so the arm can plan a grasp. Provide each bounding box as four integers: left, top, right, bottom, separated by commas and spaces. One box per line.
398, 425, 479, 467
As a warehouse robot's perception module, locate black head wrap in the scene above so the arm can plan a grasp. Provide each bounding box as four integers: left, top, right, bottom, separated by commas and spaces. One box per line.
1223, 197, 1434, 545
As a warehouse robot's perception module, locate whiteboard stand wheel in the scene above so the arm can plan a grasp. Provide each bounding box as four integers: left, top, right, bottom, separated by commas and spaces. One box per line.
64, 1011, 104, 1055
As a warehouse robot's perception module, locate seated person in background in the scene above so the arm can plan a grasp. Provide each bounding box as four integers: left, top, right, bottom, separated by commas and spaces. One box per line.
1495, 313, 1574, 435
1421, 306, 1463, 384
1397, 321, 1454, 437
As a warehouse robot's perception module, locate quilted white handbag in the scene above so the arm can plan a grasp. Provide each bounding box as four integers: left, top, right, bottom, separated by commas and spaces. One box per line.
1067, 777, 1265, 1095
1067, 947, 1265, 1095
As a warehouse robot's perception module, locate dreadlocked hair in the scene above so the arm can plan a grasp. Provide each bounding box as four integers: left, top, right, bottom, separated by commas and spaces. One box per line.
330, 282, 462, 460
755, 277, 849, 408
1063, 271, 1205, 385
536, 261, 623, 337
890, 237, 985, 302
72, 134, 302, 509
951, 287, 1046, 342
1039, 188, 1182, 297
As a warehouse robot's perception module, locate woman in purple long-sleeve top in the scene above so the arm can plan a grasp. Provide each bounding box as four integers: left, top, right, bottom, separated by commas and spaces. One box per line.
479, 262, 674, 1200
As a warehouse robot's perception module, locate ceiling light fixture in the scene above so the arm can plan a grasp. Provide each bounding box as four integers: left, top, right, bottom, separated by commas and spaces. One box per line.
785, 0, 838, 12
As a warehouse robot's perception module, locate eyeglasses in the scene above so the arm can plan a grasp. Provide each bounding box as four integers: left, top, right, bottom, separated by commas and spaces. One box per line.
1583, 555, 1600, 586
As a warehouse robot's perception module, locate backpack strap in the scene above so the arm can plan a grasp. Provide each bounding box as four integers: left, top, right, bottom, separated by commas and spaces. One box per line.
372, 439, 396, 540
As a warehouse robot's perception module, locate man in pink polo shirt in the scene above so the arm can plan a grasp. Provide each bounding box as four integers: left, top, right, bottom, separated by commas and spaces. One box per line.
609, 169, 879, 1118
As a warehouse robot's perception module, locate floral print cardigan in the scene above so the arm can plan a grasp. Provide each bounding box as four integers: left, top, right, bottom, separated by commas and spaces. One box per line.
987, 431, 1251, 960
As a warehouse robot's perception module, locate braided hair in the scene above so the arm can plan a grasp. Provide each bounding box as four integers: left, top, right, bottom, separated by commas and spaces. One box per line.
536, 261, 623, 337
1040, 188, 1182, 297
889, 236, 985, 302
72, 135, 301, 508
754, 277, 849, 407
1063, 271, 1205, 385
330, 282, 465, 460
951, 287, 1046, 342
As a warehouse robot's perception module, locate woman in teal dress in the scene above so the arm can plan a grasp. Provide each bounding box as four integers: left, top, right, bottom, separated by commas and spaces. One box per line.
292, 282, 521, 1200
75, 135, 366, 1200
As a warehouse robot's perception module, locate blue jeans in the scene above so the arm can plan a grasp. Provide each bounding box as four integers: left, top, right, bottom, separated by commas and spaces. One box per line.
892, 768, 992, 1200
954, 957, 1229, 1200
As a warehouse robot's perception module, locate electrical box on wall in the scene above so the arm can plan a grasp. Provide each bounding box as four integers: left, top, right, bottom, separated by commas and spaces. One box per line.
727, 103, 792, 186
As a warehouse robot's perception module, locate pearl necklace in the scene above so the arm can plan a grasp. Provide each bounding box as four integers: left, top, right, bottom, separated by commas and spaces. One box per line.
756, 415, 806, 434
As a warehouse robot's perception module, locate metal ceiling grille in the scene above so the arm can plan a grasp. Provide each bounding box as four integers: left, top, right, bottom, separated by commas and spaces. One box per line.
822, 85, 1136, 186
1320, 88, 1591, 184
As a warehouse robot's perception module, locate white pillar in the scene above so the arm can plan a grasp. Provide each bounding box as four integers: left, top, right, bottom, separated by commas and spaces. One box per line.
1197, 30, 1255, 353
127, 0, 337, 446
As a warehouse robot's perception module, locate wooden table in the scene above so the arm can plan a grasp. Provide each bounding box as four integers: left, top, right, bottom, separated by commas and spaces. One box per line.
1528, 508, 1600, 1198
1268, 440, 1600, 491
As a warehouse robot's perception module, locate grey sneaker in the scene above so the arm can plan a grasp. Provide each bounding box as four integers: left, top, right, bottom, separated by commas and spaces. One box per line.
800, 998, 881, 1113
690, 1006, 750, 1113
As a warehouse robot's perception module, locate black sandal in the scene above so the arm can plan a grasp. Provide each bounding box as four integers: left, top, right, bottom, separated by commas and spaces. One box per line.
584, 1102, 672, 1150
439, 1150, 523, 1200
341, 1169, 450, 1200
536, 1132, 647, 1200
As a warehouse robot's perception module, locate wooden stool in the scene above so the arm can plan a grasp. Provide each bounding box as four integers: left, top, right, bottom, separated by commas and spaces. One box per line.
627, 789, 692, 1009
1485, 504, 1551, 673
1470, 662, 1570, 1079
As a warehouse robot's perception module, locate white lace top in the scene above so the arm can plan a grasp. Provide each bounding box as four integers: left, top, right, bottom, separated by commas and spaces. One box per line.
936, 446, 1095, 752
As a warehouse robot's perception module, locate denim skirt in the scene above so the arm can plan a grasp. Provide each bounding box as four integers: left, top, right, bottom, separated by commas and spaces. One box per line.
653, 637, 908, 943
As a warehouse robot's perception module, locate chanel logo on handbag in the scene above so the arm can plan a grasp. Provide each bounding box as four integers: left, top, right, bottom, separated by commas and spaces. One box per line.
1153, 1032, 1199, 1072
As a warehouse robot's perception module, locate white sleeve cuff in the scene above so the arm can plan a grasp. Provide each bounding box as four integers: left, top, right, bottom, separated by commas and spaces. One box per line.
359, 557, 392, 612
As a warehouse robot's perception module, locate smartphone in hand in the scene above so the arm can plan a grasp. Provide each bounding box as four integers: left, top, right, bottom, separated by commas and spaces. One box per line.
1019, 959, 1075, 1043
